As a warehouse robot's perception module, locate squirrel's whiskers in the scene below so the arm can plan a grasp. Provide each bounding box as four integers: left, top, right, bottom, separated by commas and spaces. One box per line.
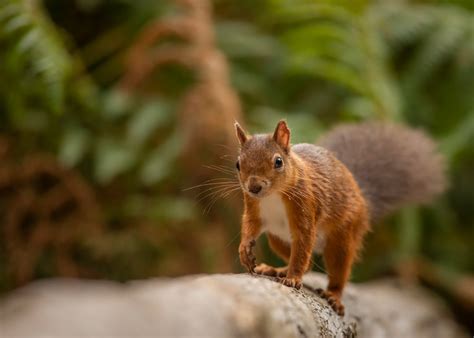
184, 163, 241, 215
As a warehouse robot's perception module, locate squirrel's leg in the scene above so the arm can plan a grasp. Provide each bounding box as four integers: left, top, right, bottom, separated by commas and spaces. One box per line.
255, 234, 290, 277
319, 231, 357, 316
238, 197, 262, 273
280, 213, 316, 289
268, 233, 291, 261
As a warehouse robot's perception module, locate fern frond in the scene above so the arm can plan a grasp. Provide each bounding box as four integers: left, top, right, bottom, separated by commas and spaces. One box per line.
375, 5, 439, 50
271, 0, 402, 120
374, 5, 474, 93
0, 0, 74, 114
371, 4, 474, 117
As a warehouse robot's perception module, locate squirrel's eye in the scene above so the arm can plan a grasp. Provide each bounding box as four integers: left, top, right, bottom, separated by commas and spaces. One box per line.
236, 160, 240, 171
274, 157, 283, 169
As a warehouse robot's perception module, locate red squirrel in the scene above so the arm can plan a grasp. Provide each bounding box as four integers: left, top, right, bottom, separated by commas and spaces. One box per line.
234, 120, 445, 315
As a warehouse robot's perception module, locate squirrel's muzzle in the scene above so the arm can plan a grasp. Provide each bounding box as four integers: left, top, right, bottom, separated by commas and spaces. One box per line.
249, 184, 262, 194
247, 176, 270, 196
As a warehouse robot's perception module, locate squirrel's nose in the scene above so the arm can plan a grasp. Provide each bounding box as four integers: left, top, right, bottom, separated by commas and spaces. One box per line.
249, 184, 262, 194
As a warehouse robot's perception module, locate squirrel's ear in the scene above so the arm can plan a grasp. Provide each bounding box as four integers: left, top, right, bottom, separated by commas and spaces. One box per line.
273, 120, 291, 152
234, 122, 248, 146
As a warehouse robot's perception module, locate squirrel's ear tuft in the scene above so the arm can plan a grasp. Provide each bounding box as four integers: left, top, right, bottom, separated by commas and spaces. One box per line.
234, 122, 248, 146
273, 120, 291, 152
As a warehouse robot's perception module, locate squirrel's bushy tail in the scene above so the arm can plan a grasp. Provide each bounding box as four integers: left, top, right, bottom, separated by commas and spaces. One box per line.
318, 122, 446, 221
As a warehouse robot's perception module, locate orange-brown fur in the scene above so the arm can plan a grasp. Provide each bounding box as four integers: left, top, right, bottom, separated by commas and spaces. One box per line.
234, 119, 445, 316
236, 120, 370, 316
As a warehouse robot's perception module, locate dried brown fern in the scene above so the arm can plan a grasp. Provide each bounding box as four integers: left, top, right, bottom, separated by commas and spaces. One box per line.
0, 139, 102, 285
120, 1, 243, 266
121, 0, 242, 180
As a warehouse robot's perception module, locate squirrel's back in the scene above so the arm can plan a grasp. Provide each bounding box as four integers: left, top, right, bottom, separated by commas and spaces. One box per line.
317, 122, 446, 221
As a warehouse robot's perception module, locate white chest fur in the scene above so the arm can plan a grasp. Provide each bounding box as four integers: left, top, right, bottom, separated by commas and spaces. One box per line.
259, 193, 326, 254
260, 194, 292, 242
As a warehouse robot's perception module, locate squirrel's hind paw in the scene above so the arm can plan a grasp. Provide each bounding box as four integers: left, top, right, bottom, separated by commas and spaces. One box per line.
255, 264, 288, 277
316, 288, 345, 316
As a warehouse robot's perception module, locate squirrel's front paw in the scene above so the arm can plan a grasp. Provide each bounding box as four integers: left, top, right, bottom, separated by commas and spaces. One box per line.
239, 239, 256, 273
279, 276, 302, 289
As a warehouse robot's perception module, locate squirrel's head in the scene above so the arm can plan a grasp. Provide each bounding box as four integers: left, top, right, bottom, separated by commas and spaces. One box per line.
234, 120, 292, 198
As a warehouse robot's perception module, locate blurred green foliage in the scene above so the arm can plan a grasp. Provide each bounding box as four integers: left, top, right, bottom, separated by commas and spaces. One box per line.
0, 0, 473, 307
